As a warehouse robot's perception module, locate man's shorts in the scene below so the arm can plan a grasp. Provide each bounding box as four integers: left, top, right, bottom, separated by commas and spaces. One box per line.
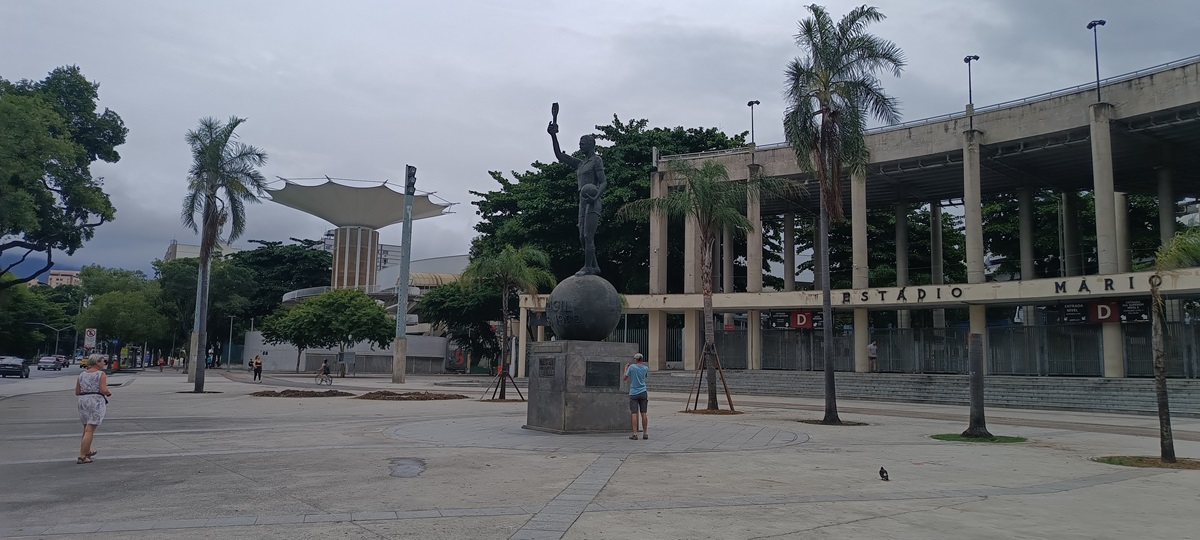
629, 391, 648, 413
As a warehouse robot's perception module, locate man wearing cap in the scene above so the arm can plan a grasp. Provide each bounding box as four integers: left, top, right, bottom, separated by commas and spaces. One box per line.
624, 353, 649, 440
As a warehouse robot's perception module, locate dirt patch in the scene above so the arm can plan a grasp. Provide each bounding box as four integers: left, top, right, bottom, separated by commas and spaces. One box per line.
480, 398, 526, 403
931, 433, 1027, 443
682, 409, 744, 415
357, 391, 468, 401
1093, 456, 1200, 470
797, 419, 869, 426
251, 389, 354, 398
175, 391, 223, 394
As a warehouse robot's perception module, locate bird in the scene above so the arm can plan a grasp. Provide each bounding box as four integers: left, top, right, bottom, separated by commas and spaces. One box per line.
879, 467, 889, 481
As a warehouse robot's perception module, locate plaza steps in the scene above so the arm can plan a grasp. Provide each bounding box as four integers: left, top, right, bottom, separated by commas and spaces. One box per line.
645, 370, 1200, 418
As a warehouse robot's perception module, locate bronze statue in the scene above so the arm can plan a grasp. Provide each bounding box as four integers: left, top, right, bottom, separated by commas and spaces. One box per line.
548, 103, 606, 276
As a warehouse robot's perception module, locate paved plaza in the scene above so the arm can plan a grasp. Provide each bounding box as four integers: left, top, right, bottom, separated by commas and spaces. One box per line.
1, 370, 1198, 539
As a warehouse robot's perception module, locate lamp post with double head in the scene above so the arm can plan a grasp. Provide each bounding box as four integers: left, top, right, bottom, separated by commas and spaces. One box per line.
24, 322, 72, 357
1087, 20, 1106, 102
964, 55, 980, 130
747, 100, 760, 164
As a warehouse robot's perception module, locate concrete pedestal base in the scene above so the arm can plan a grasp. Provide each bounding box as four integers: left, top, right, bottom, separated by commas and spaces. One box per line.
524, 340, 638, 434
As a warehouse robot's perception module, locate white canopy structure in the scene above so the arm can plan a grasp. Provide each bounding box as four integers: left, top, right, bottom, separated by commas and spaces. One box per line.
267, 178, 452, 290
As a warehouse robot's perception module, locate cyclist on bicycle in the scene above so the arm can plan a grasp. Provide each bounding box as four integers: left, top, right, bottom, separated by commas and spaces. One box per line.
321, 360, 331, 379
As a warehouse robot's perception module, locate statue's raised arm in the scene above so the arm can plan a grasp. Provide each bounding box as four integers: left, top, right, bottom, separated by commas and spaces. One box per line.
548, 102, 581, 168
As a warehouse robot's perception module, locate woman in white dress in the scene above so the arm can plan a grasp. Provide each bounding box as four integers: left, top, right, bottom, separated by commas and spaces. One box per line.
75, 355, 112, 464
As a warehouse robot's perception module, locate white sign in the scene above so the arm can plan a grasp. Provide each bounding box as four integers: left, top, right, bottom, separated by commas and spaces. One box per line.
84, 328, 97, 348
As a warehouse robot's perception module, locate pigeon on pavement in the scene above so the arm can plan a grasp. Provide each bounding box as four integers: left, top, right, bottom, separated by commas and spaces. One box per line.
879, 467, 889, 481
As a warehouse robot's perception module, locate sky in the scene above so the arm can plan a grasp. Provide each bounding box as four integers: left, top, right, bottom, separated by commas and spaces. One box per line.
3, 0, 1198, 278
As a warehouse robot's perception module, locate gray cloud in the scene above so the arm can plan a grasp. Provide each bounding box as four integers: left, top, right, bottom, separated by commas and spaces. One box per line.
3, 0, 1194, 275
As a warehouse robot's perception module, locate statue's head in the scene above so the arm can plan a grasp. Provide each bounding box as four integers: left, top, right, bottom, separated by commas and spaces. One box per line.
579, 135, 596, 154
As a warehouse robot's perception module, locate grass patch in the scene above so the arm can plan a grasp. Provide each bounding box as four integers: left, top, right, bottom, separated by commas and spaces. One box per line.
931, 433, 1027, 443
357, 391, 467, 401
797, 419, 869, 426
1093, 456, 1200, 470
251, 389, 354, 398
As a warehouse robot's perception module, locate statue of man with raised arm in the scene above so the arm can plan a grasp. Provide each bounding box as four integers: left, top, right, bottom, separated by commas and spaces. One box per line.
547, 103, 606, 276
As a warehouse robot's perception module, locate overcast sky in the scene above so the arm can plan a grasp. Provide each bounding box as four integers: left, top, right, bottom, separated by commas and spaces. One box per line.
4, 0, 1197, 276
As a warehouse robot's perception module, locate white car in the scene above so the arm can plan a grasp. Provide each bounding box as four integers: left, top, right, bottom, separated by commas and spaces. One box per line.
37, 356, 62, 371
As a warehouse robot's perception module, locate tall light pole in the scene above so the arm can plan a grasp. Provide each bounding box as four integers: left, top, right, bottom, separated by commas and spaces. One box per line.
25, 322, 71, 356
964, 55, 980, 130
1087, 20, 1106, 102
392, 165, 417, 384
227, 315, 235, 368
747, 100, 760, 165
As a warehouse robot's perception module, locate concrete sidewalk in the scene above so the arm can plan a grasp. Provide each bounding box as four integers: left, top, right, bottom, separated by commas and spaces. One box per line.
0, 370, 1197, 539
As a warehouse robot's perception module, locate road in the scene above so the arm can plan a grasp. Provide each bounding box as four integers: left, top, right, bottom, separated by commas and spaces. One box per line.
0, 362, 129, 400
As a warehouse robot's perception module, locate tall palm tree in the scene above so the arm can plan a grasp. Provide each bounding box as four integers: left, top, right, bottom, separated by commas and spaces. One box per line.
620, 160, 800, 410
1149, 226, 1200, 463
180, 116, 267, 392
784, 4, 905, 424
461, 244, 556, 397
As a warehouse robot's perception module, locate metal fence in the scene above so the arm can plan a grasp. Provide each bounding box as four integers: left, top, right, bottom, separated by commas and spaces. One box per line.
988, 325, 1104, 376
873, 328, 971, 374
1124, 323, 1200, 378
603, 327, 683, 364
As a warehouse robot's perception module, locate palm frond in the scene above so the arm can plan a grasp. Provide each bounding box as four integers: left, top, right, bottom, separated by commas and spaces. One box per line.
1155, 228, 1200, 272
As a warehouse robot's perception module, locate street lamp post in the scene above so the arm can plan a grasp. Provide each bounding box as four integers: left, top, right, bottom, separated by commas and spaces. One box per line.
24, 322, 72, 357
747, 100, 760, 164
963, 55, 980, 130
227, 315, 236, 368
1087, 20, 1107, 102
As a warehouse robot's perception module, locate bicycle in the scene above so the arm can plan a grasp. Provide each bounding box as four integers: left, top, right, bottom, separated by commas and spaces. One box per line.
314, 372, 333, 385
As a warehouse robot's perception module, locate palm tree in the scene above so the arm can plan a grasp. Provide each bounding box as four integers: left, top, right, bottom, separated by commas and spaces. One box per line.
461, 244, 556, 398
620, 160, 800, 410
180, 116, 267, 392
784, 4, 905, 424
1149, 227, 1200, 463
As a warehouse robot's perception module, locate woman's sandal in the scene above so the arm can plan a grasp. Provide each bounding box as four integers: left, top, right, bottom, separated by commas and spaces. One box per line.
629, 435, 638, 440
76, 457, 93, 464
86, 451, 97, 457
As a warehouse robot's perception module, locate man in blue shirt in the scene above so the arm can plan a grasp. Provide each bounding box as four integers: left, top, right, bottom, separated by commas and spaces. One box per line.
624, 353, 650, 440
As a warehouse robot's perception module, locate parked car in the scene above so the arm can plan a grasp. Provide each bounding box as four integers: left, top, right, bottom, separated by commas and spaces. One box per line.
0, 356, 30, 378
54, 355, 69, 368
38, 356, 62, 371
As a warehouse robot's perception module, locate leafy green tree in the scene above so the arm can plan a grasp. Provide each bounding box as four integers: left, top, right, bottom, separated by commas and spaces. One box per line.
460, 245, 556, 383
0, 275, 66, 357
0, 66, 126, 289
75, 290, 168, 365
621, 160, 800, 410
180, 116, 268, 391
299, 288, 393, 355
1149, 227, 1200, 463
28, 283, 81, 354
260, 304, 323, 372
227, 238, 331, 321
472, 116, 747, 293
79, 264, 148, 297
783, 4, 905, 424
153, 257, 253, 359
418, 281, 502, 371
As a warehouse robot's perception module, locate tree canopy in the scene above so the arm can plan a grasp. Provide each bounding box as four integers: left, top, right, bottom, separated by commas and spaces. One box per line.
227, 238, 331, 321
417, 281, 501, 370
0, 66, 127, 290
290, 288, 393, 352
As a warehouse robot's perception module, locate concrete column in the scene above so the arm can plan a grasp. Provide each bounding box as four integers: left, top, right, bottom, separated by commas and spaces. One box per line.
930, 202, 946, 329
964, 130, 987, 355
683, 216, 700, 294
851, 169, 869, 371
1158, 167, 1176, 244
1090, 103, 1118, 276
1115, 192, 1132, 273
745, 177, 763, 371
648, 172, 668, 294
647, 310, 667, 371
1062, 191, 1082, 277
1018, 189, 1035, 326
722, 228, 734, 328
517, 307, 528, 378
536, 326, 545, 343
783, 212, 796, 292
895, 202, 910, 329
682, 310, 701, 371
1090, 103, 1123, 378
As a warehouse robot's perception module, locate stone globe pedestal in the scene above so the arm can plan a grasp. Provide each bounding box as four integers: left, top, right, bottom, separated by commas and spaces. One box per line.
524, 274, 630, 434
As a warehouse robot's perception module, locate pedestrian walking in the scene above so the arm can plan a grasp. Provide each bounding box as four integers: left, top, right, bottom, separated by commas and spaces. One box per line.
252, 355, 263, 382
624, 353, 649, 440
868, 339, 879, 372
75, 355, 112, 464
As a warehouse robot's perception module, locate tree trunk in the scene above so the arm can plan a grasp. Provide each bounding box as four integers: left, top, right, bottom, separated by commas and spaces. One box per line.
819, 192, 840, 424
498, 287, 508, 400
961, 332, 993, 438
700, 235, 718, 410
192, 254, 212, 392
1151, 277, 1176, 462
295, 348, 303, 373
